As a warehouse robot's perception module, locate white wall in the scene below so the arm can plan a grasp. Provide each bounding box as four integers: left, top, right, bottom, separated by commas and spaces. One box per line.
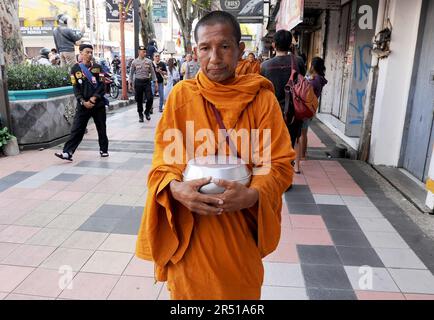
370, 0, 423, 166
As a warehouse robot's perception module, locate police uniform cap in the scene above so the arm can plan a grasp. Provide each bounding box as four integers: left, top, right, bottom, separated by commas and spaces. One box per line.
138, 46, 146, 51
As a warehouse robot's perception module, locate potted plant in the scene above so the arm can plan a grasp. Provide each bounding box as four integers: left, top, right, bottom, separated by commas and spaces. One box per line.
0, 127, 19, 156
6, 64, 76, 149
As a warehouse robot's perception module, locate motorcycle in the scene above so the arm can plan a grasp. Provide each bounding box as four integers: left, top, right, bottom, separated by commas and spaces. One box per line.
104, 72, 121, 99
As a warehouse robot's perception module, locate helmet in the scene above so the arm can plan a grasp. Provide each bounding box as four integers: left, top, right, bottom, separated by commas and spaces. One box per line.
57, 14, 68, 25
39, 48, 50, 57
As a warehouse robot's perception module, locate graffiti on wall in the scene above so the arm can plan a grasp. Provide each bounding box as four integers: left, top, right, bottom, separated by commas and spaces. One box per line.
348, 43, 372, 126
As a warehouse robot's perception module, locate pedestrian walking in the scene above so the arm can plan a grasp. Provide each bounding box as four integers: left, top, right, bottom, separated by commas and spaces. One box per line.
129, 46, 158, 122
153, 52, 167, 112
297, 57, 328, 165
147, 40, 158, 60
184, 52, 200, 79
164, 58, 180, 106
53, 14, 84, 68
111, 55, 121, 74
260, 30, 307, 173
136, 10, 295, 300
180, 53, 191, 79
55, 44, 109, 161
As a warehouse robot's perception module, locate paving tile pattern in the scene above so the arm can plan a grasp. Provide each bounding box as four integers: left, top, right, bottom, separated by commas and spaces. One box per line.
0, 107, 433, 300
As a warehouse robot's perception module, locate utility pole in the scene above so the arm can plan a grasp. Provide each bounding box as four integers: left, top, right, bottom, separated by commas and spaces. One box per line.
133, 0, 140, 58
89, 0, 95, 46
119, 0, 128, 100
0, 23, 11, 130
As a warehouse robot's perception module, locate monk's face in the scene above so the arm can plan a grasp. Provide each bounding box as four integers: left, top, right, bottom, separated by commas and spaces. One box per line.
248, 53, 255, 63
197, 23, 245, 83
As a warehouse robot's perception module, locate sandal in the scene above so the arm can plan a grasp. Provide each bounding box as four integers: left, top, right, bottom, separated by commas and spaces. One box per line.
55, 152, 72, 161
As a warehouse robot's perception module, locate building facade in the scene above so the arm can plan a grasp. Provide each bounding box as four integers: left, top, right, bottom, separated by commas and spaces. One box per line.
276, 0, 434, 211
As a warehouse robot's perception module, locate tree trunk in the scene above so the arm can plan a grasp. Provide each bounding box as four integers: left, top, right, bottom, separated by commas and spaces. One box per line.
0, 0, 24, 65
182, 25, 192, 54
172, 0, 199, 54
139, 0, 155, 47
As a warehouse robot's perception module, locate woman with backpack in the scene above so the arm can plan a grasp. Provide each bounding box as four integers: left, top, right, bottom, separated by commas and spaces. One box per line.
295, 57, 328, 173
164, 58, 181, 107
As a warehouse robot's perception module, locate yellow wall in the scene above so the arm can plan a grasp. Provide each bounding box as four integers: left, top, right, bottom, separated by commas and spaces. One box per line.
19, 0, 80, 27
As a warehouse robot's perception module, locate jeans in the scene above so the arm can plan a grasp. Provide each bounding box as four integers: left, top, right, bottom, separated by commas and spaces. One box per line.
158, 82, 164, 110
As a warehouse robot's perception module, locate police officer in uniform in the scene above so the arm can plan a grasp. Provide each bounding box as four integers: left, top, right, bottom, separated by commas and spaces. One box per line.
129, 46, 157, 122
55, 43, 109, 161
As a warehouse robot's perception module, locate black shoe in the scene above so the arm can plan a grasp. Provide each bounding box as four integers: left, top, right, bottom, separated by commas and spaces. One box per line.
145, 113, 151, 121
55, 152, 72, 161
100, 151, 109, 158
139, 116, 144, 123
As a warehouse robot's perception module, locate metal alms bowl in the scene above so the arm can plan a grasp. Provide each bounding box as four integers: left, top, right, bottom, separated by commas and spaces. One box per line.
183, 156, 252, 194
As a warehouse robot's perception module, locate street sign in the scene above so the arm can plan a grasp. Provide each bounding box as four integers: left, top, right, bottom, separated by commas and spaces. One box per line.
106, 0, 133, 23
20, 26, 53, 36
153, 0, 168, 23
219, 0, 264, 24
241, 35, 253, 41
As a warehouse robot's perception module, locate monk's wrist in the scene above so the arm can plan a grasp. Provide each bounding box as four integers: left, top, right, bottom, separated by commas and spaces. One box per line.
246, 187, 259, 208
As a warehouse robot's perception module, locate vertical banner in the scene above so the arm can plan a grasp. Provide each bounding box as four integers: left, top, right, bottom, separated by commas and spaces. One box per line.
276, 0, 304, 31
153, 0, 168, 23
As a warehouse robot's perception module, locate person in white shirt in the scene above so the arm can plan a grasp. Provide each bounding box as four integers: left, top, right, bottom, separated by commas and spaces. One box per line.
164, 58, 180, 106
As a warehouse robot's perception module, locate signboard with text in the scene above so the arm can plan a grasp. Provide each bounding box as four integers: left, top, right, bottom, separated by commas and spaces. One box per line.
276, 0, 304, 31
153, 0, 168, 23
305, 0, 341, 10
106, 0, 133, 23
219, 0, 264, 24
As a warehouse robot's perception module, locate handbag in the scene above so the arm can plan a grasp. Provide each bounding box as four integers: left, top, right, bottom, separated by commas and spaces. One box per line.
284, 56, 318, 122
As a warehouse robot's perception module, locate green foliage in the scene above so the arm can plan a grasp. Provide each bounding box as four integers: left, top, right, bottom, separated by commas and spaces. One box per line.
0, 127, 14, 148
6, 64, 71, 90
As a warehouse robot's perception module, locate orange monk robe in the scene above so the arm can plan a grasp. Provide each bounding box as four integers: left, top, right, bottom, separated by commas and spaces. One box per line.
136, 71, 296, 300
236, 59, 261, 75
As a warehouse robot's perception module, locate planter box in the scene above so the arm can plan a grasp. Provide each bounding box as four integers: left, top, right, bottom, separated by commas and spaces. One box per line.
8, 86, 73, 101
9, 91, 77, 149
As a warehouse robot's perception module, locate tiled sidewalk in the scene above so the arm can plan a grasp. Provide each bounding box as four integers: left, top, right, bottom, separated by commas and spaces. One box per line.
0, 105, 433, 300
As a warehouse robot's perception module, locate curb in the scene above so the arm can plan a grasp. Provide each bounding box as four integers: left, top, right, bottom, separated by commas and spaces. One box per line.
108, 97, 135, 111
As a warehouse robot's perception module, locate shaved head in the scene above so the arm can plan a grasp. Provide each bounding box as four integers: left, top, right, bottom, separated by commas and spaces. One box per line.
194, 11, 241, 44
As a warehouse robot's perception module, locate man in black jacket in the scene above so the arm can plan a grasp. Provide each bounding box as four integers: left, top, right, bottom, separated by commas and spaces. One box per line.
53, 14, 84, 68
55, 43, 109, 161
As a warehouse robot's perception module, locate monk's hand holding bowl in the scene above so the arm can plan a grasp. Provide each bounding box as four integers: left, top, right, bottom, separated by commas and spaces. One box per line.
212, 178, 259, 212
169, 177, 224, 216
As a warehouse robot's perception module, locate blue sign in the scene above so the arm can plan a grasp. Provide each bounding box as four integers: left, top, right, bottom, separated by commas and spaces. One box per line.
153, 0, 168, 23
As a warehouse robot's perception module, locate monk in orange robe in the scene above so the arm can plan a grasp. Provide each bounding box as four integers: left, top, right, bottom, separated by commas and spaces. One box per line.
236, 52, 261, 75
136, 11, 295, 300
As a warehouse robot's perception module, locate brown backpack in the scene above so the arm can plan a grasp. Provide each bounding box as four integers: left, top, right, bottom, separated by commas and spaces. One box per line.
284, 55, 319, 122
